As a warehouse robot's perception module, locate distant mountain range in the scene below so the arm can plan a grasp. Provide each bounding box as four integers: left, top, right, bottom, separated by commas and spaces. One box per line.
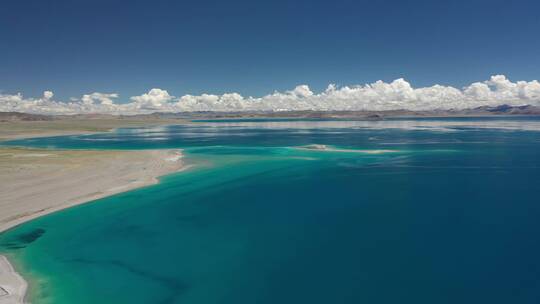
2, 104, 540, 121
0, 112, 53, 121
464, 104, 540, 115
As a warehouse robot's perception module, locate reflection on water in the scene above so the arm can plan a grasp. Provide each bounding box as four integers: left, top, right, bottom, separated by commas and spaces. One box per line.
196, 117, 540, 131
6, 117, 540, 152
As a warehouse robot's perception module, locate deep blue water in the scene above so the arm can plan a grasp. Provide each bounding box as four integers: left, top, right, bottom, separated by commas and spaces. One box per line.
1, 118, 540, 303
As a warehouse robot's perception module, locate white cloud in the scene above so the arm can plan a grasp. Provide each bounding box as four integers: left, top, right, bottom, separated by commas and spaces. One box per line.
43, 91, 54, 100
130, 88, 173, 110
80, 92, 119, 105
1, 75, 540, 114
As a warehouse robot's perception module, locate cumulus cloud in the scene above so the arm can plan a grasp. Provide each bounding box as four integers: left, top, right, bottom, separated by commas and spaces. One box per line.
1, 75, 540, 114
80, 92, 119, 105
43, 91, 54, 100
130, 88, 173, 110
172, 75, 540, 112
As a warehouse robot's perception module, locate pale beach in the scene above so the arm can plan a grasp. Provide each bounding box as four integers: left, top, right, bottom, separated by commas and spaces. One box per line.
0, 256, 27, 304
0, 147, 185, 303
0, 122, 186, 303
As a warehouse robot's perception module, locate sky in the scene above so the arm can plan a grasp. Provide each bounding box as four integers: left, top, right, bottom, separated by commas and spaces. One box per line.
1, 0, 540, 113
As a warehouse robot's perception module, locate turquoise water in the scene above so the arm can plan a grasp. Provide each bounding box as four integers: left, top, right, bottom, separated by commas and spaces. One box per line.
2, 118, 540, 303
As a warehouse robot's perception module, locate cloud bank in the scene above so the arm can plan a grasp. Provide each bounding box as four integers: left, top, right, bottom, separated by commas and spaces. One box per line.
1, 75, 540, 115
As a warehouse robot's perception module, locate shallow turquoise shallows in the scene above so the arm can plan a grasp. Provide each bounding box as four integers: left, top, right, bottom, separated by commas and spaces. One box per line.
2, 118, 540, 304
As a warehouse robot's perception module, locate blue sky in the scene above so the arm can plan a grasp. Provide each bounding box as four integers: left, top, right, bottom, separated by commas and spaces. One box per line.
1, 0, 539, 102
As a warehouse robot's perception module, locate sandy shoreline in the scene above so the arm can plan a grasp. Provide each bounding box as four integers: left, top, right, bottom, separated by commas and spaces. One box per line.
0, 256, 27, 304
0, 117, 190, 143
0, 146, 186, 303
0, 130, 103, 141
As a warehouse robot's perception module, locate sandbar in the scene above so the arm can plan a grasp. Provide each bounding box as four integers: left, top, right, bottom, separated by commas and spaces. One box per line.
0, 147, 185, 303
